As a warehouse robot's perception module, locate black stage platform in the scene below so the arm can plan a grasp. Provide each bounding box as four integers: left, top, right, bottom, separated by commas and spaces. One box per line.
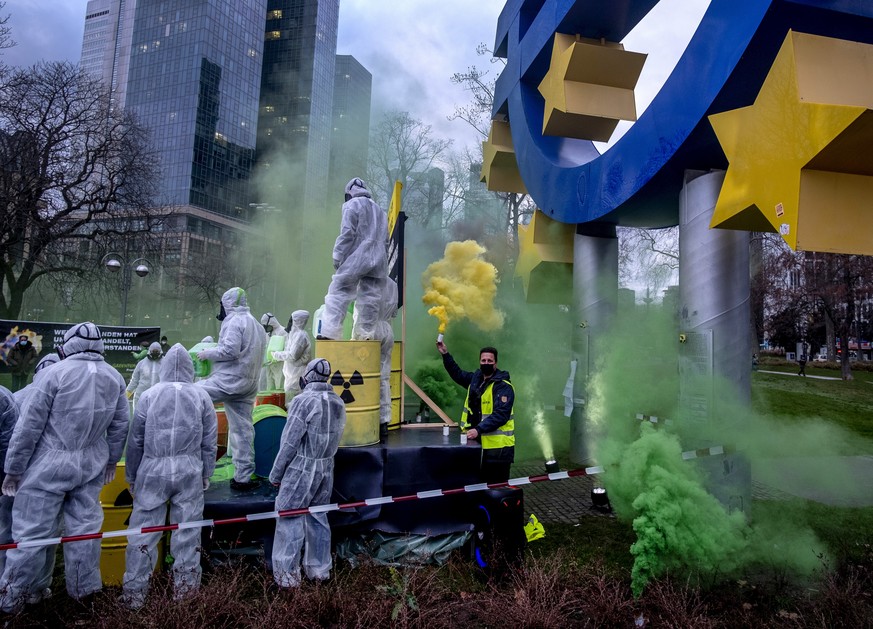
202, 429, 502, 554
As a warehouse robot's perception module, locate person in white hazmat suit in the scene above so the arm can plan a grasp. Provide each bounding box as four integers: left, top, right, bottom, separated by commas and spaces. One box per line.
319, 178, 388, 341
1, 354, 61, 604
353, 278, 398, 440
0, 322, 129, 612
0, 384, 19, 583
197, 287, 267, 490
126, 342, 163, 408
121, 344, 217, 609
259, 313, 287, 391
272, 310, 312, 408
269, 358, 346, 588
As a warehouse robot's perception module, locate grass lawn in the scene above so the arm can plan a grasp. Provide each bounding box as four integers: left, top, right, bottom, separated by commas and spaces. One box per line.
752, 366, 873, 445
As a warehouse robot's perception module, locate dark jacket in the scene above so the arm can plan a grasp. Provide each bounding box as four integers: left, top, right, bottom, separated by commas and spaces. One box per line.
7, 342, 37, 375
442, 352, 514, 462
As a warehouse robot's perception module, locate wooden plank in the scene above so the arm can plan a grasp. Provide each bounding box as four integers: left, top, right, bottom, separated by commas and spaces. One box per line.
403, 373, 457, 427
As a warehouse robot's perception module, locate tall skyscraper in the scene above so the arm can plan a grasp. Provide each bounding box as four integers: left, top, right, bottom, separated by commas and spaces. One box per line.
78, 0, 268, 335
329, 55, 372, 206
255, 0, 340, 309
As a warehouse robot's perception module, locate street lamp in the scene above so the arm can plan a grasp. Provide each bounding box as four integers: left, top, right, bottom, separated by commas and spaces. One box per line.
101, 253, 153, 325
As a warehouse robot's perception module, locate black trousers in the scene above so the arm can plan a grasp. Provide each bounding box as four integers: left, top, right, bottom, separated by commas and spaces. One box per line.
481, 460, 512, 484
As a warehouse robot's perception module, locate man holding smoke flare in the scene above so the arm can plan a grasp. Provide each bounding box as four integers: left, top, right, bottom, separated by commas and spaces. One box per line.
437, 339, 515, 483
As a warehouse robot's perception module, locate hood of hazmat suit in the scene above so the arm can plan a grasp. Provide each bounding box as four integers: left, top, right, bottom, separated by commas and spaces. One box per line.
197, 287, 268, 398
125, 344, 218, 507
261, 313, 287, 337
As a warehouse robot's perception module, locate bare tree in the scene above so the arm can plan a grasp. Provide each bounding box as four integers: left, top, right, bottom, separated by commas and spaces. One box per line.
0, 61, 166, 319
367, 110, 452, 229
618, 226, 680, 296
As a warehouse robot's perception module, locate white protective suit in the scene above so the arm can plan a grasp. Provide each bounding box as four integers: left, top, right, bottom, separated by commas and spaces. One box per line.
2, 354, 61, 602
197, 287, 267, 485
321, 178, 388, 341
0, 322, 129, 611
352, 278, 397, 426
122, 344, 217, 608
269, 359, 346, 588
0, 385, 18, 581
259, 313, 287, 391
273, 310, 312, 407
126, 342, 163, 407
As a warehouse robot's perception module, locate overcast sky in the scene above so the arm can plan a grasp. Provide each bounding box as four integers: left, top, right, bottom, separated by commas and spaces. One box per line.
2, 0, 708, 151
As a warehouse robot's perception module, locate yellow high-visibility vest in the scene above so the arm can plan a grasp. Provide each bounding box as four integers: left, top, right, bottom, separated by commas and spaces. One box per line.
461, 380, 514, 450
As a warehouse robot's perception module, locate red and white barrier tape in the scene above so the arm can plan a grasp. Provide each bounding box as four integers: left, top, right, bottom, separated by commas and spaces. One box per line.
0, 445, 731, 552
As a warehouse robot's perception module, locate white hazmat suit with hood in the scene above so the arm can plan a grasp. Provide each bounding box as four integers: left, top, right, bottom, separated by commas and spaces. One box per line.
321, 178, 388, 341
0, 384, 19, 581
2, 354, 61, 602
197, 287, 267, 486
270, 358, 346, 588
126, 342, 163, 406
0, 322, 129, 611
259, 313, 287, 391
272, 310, 312, 407
122, 344, 217, 608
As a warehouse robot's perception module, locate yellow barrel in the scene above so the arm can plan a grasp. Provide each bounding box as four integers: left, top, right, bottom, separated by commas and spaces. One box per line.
215, 406, 228, 460
389, 341, 403, 430
99, 462, 163, 586
315, 339, 381, 447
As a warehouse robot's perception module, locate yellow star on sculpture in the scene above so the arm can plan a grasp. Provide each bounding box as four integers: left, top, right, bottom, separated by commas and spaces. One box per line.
538, 34, 645, 142
515, 209, 574, 303
481, 120, 527, 194
709, 31, 873, 252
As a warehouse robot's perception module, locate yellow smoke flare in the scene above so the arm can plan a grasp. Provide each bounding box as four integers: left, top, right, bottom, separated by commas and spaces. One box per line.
422, 240, 505, 333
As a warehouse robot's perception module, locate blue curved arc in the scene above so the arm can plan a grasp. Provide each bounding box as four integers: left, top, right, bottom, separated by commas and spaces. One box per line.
496, 0, 873, 227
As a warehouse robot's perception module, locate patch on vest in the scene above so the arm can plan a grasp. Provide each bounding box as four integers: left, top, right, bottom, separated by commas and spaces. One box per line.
500, 395, 508, 403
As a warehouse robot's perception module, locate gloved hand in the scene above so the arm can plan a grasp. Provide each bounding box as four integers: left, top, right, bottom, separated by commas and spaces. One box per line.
202, 478, 210, 491
197, 351, 210, 361
103, 464, 117, 485
126, 390, 134, 399
1, 474, 21, 497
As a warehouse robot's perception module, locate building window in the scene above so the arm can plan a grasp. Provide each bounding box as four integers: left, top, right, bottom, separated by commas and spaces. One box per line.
266, 30, 281, 41
267, 9, 282, 20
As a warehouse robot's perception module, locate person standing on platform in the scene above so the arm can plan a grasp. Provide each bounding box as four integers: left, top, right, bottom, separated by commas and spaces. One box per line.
273, 310, 312, 408
259, 313, 287, 391
126, 342, 163, 409
7, 335, 37, 392
319, 177, 388, 341
121, 344, 217, 609
0, 322, 128, 612
2, 354, 61, 604
356, 278, 397, 441
197, 287, 267, 491
270, 358, 346, 589
436, 341, 515, 484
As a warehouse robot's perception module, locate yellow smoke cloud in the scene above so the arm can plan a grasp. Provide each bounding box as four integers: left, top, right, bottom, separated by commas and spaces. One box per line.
421, 240, 505, 333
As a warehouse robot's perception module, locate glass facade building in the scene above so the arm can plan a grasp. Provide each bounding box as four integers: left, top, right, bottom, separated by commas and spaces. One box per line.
329, 55, 372, 205
256, 0, 338, 212
125, 0, 266, 219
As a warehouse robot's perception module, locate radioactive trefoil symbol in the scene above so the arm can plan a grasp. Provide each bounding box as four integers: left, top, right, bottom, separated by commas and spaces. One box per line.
331, 370, 364, 404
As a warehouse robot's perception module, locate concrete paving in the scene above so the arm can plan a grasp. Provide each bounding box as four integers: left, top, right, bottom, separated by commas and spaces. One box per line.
513, 454, 872, 525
